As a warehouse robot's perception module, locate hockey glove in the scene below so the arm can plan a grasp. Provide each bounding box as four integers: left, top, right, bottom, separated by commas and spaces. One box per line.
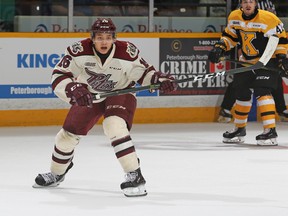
65, 82, 93, 108
208, 39, 227, 63
277, 54, 288, 77
152, 71, 178, 93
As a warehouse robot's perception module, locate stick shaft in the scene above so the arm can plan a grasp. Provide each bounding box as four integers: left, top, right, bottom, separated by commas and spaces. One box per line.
94, 68, 235, 100
224, 58, 280, 72
94, 35, 279, 100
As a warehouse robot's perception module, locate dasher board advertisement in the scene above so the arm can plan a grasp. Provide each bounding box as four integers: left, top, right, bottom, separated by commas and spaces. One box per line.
159, 38, 232, 96
0, 37, 158, 99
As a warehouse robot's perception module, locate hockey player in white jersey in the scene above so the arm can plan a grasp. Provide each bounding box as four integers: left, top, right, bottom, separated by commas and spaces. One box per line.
33, 18, 177, 197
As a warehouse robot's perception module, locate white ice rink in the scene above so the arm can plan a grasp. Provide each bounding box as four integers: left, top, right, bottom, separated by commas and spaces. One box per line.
1, 122, 288, 216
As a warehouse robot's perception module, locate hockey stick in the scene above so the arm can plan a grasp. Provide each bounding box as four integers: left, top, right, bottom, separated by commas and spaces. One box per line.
93, 35, 279, 100
93, 71, 225, 100
223, 58, 280, 72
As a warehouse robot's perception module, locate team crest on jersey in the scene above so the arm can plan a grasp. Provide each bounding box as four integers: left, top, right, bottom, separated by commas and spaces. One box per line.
85, 68, 117, 91
126, 42, 137, 58
71, 42, 84, 54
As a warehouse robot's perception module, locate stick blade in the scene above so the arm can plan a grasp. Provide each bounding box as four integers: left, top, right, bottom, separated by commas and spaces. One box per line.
259, 35, 279, 66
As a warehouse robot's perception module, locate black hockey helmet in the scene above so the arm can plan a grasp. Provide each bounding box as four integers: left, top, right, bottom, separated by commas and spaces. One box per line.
91, 18, 116, 38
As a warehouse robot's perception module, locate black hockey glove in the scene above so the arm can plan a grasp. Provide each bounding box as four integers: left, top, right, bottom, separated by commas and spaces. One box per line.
151, 71, 178, 93
277, 54, 288, 77
208, 40, 227, 63
65, 82, 93, 108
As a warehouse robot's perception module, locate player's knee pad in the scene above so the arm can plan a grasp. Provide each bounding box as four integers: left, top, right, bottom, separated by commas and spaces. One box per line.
55, 128, 80, 152
254, 88, 272, 98
103, 116, 129, 140
235, 88, 252, 101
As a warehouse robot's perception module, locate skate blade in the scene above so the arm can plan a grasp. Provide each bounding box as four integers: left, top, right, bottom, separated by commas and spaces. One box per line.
217, 116, 231, 123
223, 136, 245, 144
32, 182, 61, 188
122, 184, 147, 197
32, 175, 65, 188
257, 138, 278, 146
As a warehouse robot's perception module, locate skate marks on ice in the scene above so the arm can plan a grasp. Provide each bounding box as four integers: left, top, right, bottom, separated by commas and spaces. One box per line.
11, 187, 275, 216
133, 123, 288, 151
1, 124, 288, 216
224, 142, 288, 149
137, 140, 288, 151
25, 184, 272, 210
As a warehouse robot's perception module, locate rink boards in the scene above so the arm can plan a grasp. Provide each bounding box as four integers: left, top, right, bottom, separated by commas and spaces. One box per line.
0, 32, 286, 126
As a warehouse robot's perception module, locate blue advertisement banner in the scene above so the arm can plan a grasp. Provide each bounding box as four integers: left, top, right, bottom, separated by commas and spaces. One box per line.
0, 84, 156, 99
0, 84, 56, 98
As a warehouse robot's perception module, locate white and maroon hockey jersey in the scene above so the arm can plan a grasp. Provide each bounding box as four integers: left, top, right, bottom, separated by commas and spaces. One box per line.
52, 38, 156, 103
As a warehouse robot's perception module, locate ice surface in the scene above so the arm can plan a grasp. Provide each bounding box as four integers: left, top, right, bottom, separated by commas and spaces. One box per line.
0, 122, 288, 216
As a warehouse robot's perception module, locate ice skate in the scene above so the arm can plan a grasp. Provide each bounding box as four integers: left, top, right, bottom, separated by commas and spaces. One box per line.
120, 167, 147, 197
33, 162, 74, 188
256, 128, 278, 146
223, 127, 246, 143
217, 108, 233, 123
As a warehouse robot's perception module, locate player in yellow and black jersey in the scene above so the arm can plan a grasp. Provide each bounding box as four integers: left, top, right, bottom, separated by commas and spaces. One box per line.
222, 3, 287, 63
217, 0, 288, 124
209, 0, 288, 145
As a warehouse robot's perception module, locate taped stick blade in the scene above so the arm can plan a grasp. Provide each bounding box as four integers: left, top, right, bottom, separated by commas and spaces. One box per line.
259, 35, 279, 66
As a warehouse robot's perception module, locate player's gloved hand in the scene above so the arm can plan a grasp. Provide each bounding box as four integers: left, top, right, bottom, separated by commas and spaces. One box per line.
65, 82, 93, 108
277, 54, 288, 77
152, 71, 178, 93
208, 39, 227, 63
